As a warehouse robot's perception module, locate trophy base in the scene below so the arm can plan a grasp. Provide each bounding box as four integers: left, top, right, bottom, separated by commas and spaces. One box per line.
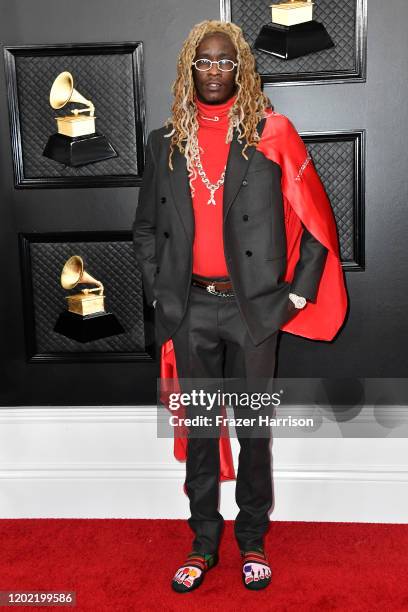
54, 310, 125, 343
254, 20, 335, 60
66, 293, 105, 317
43, 132, 118, 167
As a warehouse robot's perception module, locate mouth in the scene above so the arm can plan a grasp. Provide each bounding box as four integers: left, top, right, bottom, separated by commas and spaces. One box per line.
206, 82, 223, 90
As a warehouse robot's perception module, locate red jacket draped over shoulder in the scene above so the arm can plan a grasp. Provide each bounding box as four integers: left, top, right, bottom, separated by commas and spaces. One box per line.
159, 109, 348, 482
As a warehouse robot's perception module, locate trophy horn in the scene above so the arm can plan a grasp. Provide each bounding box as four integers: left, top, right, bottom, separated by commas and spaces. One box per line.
61, 255, 103, 294
49, 71, 94, 115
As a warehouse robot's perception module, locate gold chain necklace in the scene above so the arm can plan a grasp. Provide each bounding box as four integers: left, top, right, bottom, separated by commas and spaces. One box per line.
193, 147, 226, 206
194, 112, 229, 204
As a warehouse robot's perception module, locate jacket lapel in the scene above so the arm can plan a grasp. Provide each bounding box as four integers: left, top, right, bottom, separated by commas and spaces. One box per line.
223, 118, 266, 222
167, 117, 267, 244
167, 143, 195, 244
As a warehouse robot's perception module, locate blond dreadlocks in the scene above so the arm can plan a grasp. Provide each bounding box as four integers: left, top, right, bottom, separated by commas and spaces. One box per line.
163, 19, 272, 197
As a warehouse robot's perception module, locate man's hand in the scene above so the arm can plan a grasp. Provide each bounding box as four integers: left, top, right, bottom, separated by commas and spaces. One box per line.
152, 299, 157, 309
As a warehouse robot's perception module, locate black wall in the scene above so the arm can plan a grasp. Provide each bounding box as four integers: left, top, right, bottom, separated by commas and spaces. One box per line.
1, 0, 407, 406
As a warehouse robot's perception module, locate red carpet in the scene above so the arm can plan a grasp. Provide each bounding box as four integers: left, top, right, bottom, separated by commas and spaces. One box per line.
1, 519, 408, 611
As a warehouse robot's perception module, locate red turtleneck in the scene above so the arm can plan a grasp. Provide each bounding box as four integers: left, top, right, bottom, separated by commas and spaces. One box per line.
191, 93, 237, 277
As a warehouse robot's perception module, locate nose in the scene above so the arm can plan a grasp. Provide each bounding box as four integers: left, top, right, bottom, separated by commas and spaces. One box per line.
208, 60, 222, 76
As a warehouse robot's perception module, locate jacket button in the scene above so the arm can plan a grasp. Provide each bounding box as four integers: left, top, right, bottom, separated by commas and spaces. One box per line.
242, 179, 248, 186
243, 214, 249, 221
161, 196, 166, 203
164, 231, 169, 238
245, 250, 252, 257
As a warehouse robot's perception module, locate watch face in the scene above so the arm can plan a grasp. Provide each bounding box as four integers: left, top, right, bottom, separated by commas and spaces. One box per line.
289, 293, 306, 308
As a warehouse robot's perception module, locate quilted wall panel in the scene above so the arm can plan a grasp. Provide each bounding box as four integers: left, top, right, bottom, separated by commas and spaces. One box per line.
26, 238, 146, 354
224, 0, 364, 80
306, 139, 356, 263
11, 45, 143, 180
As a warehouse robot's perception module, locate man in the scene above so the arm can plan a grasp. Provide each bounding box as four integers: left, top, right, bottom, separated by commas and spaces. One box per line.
133, 19, 347, 593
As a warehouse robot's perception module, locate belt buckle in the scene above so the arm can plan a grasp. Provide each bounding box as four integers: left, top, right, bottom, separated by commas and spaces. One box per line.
206, 283, 233, 297
206, 283, 218, 295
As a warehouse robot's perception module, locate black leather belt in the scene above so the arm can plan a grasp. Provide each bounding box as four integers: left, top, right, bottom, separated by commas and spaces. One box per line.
191, 274, 234, 297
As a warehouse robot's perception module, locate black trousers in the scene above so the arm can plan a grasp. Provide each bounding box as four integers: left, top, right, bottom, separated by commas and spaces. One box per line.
171, 276, 279, 554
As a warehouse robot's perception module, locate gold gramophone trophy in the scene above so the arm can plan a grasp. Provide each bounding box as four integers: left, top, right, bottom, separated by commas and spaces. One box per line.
61, 254, 105, 316
53, 255, 124, 343
254, 0, 334, 60
43, 71, 117, 167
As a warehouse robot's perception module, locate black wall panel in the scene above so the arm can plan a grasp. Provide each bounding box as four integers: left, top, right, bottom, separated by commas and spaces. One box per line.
0, 0, 407, 405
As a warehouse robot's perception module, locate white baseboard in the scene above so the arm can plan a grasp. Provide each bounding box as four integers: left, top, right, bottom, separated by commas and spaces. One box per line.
0, 407, 407, 522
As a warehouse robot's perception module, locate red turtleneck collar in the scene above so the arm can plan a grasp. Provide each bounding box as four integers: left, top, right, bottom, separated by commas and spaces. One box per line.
195, 93, 237, 129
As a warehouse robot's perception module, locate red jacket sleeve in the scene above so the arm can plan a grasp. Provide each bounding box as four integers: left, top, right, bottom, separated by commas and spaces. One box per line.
257, 110, 348, 341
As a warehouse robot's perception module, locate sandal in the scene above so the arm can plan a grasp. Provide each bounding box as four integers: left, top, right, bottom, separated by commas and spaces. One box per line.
171, 550, 219, 593
241, 548, 272, 590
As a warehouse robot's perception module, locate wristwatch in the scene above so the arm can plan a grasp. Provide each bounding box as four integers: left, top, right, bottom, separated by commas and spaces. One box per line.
288, 292, 307, 309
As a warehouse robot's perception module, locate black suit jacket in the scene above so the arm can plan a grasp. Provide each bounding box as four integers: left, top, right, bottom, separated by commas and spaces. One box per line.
132, 117, 327, 347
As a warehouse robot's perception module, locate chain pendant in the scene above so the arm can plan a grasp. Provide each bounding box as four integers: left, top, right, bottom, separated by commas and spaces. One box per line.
208, 189, 216, 205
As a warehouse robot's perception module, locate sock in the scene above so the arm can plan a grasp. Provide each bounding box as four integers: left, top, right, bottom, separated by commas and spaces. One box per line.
242, 548, 271, 587
173, 551, 216, 589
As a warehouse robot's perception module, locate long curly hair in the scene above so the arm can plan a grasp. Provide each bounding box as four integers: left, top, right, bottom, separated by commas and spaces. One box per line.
163, 19, 272, 196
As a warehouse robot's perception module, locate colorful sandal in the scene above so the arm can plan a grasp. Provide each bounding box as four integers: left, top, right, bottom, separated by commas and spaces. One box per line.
241, 548, 272, 590
171, 551, 219, 593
